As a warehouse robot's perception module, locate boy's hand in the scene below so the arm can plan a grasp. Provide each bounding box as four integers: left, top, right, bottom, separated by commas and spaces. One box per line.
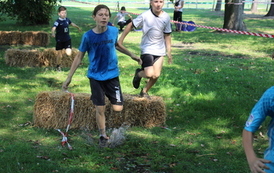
248, 158, 271, 173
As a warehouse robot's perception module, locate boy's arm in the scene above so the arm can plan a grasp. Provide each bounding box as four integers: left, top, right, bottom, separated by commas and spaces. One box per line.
70, 22, 82, 32
62, 51, 85, 91
242, 129, 271, 173
164, 33, 172, 64
51, 27, 56, 37
117, 22, 141, 64
112, 16, 117, 25
116, 42, 142, 65
118, 22, 133, 45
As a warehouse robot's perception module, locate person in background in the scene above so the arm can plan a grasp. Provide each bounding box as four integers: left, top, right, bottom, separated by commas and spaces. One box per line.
112, 6, 132, 31
62, 4, 141, 147
173, 0, 184, 31
118, 0, 172, 98
242, 86, 274, 173
51, 6, 82, 71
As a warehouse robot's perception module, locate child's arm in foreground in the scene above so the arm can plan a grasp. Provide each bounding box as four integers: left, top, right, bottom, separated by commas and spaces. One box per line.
117, 22, 142, 65
242, 129, 271, 173
62, 51, 85, 91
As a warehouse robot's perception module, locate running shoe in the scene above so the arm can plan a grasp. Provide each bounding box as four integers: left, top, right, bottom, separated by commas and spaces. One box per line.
133, 68, 142, 89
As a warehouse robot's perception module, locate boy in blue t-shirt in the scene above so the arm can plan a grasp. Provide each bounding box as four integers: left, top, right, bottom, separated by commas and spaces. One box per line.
243, 86, 274, 173
62, 5, 141, 147
51, 6, 82, 71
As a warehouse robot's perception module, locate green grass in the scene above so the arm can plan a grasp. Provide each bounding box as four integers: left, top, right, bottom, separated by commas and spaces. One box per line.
0, 5, 274, 173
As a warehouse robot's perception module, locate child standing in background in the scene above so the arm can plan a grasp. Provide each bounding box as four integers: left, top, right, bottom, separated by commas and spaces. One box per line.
51, 6, 82, 71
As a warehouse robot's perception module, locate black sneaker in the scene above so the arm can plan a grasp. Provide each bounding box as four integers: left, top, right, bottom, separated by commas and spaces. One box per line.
139, 88, 151, 99
133, 68, 142, 89
99, 136, 109, 148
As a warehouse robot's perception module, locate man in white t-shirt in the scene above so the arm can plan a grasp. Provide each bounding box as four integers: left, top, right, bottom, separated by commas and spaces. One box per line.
112, 6, 132, 31
118, 0, 172, 98
173, 0, 184, 31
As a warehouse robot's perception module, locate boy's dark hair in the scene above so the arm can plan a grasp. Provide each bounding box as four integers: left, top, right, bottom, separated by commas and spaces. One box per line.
92, 4, 111, 17
121, 6, 126, 11
58, 6, 67, 12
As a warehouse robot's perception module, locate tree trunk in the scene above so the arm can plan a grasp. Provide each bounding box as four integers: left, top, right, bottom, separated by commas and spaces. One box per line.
223, 0, 246, 31
265, 0, 274, 16
215, 0, 222, 11
251, 0, 258, 13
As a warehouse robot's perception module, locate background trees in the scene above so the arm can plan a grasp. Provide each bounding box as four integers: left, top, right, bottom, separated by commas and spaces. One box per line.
0, 0, 61, 25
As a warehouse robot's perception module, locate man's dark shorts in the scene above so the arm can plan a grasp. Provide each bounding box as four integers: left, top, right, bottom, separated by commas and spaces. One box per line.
89, 77, 123, 106
140, 54, 161, 69
56, 39, 72, 50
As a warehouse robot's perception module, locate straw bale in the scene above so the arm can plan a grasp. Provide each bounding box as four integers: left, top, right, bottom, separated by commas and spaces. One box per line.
0, 31, 21, 45
21, 31, 50, 46
5, 49, 42, 67
40, 48, 78, 67
33, 91, 166, 130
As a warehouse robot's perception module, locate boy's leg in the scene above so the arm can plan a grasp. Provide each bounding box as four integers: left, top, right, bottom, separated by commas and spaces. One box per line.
65, 48, 72, 56
95, 105, 108, 138
56, 50, 63, 71
142, 56, 164, 93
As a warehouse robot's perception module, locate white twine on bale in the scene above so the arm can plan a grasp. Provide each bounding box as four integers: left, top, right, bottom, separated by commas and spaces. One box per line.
56, 91, 75, 150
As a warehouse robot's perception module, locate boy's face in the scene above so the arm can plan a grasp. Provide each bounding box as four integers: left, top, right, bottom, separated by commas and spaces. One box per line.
58, 10, 67, 19
93, 8, 110, 27
150, 0, 164, 13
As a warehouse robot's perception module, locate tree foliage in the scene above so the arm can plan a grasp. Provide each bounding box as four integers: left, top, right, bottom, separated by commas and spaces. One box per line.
0, 0, 61, 25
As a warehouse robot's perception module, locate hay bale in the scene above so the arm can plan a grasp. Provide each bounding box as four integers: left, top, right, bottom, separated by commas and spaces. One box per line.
33, 91, 166, 129
5, 49, 42, 67
5, 48, 78, 67
41, 48, 78, 67
21, 31, 50, 46
0, 31, 21, 45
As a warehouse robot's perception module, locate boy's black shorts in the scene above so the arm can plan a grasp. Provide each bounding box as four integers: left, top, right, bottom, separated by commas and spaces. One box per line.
56, 39, 71, 50
89, 77, 123, 106
140, 54, 161, 69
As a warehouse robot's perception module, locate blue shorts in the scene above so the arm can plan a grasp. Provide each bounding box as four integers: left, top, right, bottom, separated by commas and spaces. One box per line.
89, 77, 123, 106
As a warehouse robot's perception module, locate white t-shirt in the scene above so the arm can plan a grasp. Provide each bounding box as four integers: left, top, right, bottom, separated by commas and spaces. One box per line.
116, 12, 128, 23
175, 0, 184, 12
132, 9, 172, 56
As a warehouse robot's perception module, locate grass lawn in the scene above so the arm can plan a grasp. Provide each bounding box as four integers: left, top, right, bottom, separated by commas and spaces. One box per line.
0, 4, 274, 173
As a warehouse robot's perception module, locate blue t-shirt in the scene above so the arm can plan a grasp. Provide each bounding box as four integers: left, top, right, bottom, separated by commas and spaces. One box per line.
53, 18, 72, 42
244, 86, 274, 165
78, 26, 119, 81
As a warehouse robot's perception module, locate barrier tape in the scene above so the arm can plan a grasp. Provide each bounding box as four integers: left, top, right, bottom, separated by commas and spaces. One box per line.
69, 0, 274, 38
56, 92, 75, 150
171, 20, 274, 38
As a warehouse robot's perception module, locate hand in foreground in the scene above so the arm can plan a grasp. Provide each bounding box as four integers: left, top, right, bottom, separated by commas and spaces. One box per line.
62, 78, 71, 92
131, 55, 142, 65
248, 158, 271, 173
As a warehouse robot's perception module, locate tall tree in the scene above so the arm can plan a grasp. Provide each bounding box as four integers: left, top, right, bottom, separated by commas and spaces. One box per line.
250, 0, 258, 13
223, 0, 246, 31
0, 0, 61, 25
265, 0, 274, 16
215, 0, 222, 11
